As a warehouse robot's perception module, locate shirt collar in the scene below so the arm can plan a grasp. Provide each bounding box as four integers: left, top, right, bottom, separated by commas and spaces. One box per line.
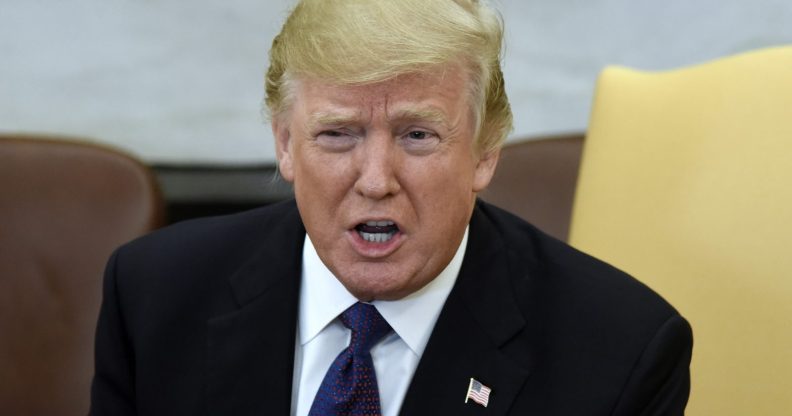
298, 228, 468, 357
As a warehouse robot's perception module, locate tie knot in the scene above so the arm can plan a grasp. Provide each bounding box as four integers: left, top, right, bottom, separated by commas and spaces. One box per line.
340, 302, 392, 354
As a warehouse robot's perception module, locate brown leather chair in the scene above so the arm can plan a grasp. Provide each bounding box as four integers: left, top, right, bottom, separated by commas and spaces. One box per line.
0, 135, 165, 416
480, 133, 584, 241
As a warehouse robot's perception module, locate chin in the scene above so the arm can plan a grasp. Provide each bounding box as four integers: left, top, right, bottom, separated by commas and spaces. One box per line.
342, 281, 403, 302
338, 268, 414, 301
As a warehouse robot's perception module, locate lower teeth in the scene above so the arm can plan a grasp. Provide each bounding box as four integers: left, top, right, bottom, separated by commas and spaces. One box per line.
359, 231, 395, 243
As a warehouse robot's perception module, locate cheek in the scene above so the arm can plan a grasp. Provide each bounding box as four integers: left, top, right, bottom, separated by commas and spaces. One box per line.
294, 142, 333, 182
292, 146, 355, 209
406, 154, 476, 195
404, 158, 477, 225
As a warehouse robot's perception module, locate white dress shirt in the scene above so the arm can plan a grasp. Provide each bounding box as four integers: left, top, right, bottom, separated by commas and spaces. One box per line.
290, 228, 468, 416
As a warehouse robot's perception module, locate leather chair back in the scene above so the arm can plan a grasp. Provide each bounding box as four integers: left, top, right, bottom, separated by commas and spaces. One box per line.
480, 134, 583, 241
0, 135, 164, 416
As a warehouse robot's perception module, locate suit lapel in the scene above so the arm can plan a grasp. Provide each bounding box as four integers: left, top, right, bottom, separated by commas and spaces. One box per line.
399, 204, 532, 415
205, 202, 305, 415
203, 201, 535, 414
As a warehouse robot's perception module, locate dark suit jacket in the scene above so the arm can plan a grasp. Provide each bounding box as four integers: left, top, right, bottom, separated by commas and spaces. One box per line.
91, 199, 692, 415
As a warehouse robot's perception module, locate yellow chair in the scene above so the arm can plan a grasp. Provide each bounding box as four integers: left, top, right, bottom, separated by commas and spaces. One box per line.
569, 46, 792, 415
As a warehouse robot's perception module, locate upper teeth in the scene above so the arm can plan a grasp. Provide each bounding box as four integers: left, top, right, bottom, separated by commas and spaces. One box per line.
366, 220, 394, 227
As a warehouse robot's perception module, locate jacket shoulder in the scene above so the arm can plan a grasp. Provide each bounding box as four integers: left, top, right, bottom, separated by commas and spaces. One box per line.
122, 199, 300, 256
476, 200, 679, 320
107, 199, 303, 305
474, 200, 692, 413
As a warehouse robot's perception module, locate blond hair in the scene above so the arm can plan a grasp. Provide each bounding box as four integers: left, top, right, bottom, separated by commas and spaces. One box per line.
265, 0, 512, 155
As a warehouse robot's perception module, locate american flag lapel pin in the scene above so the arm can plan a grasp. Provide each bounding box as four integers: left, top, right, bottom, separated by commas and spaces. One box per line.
465, 377, 492, 408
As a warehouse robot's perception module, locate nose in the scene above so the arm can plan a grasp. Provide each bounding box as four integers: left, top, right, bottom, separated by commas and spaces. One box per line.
353, 133, 401, 200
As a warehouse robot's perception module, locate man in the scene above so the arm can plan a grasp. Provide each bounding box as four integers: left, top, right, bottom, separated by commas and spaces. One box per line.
91, 0, 692, 415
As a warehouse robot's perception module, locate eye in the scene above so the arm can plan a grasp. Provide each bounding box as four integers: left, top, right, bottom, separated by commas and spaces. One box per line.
404, 129, 438, 141
407, 130, 429, 140
315, 130, 357, 152
401, 129, 440, 155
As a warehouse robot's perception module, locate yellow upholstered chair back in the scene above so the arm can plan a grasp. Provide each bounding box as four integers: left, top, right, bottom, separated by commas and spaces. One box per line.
569, 46, 792, 415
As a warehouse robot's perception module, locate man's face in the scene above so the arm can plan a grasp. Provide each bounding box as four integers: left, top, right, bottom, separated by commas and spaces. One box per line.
273, 66, 499, 301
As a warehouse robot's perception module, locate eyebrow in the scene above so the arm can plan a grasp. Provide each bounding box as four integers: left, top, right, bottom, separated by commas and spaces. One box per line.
306, 106, 452, 130
388, 107, 450, 126
307, 112, 361, 128
303, 112, 360, 135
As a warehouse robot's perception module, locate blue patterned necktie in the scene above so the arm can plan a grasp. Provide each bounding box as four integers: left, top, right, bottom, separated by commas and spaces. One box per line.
308, 302, 393, 416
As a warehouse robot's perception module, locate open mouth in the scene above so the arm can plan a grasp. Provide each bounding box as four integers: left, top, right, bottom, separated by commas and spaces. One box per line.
355, 220, 399, 243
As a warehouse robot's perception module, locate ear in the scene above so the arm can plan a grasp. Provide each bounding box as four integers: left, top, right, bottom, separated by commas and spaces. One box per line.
272, 118, 295, 182
472, 148, 500, 193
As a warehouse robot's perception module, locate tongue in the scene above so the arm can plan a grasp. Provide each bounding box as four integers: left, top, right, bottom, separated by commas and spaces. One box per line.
357, 224, 397, 233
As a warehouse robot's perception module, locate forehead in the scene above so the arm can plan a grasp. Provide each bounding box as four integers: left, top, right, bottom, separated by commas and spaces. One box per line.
289, 67, 473, 122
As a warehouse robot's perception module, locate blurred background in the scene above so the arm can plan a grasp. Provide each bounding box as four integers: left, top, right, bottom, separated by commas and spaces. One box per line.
4, 0, 792, 161
2, 0, 792, 222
